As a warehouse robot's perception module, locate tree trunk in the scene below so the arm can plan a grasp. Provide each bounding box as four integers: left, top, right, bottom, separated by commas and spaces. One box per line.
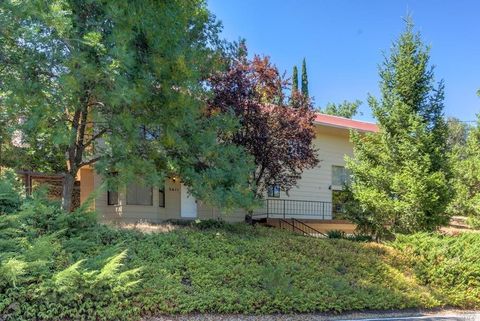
61, 171, 76, 212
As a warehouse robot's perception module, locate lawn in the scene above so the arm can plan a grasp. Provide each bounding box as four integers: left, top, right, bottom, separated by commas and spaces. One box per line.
1, 198, 479, 321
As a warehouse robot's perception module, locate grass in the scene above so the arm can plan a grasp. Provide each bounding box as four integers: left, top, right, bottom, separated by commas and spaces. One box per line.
1, 197, 479, 320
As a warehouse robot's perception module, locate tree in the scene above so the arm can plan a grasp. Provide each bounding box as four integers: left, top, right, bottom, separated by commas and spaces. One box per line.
319, 100, 362, 118
448, 115, 480, 225
301, 58, 309, 97
292, 65, 299, 94
0, 1, 253, 211
345, 18, 451, 238
208, 47, 319, 203
445, 117, 470, 151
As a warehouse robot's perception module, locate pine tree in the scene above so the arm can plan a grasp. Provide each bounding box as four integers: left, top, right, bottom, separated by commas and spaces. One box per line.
346, 18, 451, 238
301, 58, 309, 97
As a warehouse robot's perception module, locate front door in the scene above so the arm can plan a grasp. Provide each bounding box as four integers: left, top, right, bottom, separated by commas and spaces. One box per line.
180, 184, 197, 218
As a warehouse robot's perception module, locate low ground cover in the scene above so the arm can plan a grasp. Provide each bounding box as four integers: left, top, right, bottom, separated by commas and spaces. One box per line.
0, 197, 479, 321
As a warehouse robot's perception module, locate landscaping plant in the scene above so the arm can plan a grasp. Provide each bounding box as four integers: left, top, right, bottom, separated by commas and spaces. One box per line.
208, 43, 319, 203
1, 189, 480, 320
346, 18, 452, 239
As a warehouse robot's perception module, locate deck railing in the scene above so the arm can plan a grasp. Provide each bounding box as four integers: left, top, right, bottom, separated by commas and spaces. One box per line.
254, 199, 333, 220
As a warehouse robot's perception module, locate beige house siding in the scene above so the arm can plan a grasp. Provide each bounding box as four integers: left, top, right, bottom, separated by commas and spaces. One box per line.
79, 167, 94, 210
94, 175, 183, 224
277, 126, 352, 202
82, 124, 355, 224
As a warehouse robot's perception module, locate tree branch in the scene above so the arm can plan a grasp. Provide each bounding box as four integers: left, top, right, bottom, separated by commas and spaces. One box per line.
83, 128, 108, 148
79, 155, 102, 168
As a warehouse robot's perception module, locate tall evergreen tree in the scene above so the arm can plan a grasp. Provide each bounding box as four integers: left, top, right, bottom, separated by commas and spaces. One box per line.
292, 65, 299, 93
301, 58, 309, 97
346, 18, 451, 238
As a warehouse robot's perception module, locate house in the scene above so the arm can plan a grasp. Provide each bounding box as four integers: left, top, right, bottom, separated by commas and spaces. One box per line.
78, 113, 378, 229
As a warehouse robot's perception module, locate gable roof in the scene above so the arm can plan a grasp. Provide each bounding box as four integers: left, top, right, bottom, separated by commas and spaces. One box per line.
314, 113, 379, 132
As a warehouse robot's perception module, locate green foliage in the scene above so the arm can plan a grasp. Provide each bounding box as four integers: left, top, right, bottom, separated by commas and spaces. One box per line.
391, 233, 480, 307
0, 0, 254, 211
0, 169, 24, 214
467, 217, 480, 229
2, 196, 480, 319
327, 229, 346, 239
346, 18, 451, 239
446, 117, 470, 151
326, 230, 373, 242
292, 65, 299, 93
448, 116, 480, 221
301, 58, 309, 97
193, 218, 227, 230
319, 100, 362, 118
0, 197, 141, 321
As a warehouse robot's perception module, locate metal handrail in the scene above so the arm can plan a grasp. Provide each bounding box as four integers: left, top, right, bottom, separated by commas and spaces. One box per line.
279, 219, 301, 234
292, 218, 326, 237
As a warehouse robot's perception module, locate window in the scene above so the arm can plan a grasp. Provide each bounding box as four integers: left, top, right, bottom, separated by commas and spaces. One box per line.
107, 172, 118, 205
159, 187, 165, 208
107, 190, 119, 205
126, 182, 153, 205
332, 165, 351, 188
267, 184, 280, 198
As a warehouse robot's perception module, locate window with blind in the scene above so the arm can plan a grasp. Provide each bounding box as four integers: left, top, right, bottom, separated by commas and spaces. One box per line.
126, 183, 153, 206
332, 165, 351, 189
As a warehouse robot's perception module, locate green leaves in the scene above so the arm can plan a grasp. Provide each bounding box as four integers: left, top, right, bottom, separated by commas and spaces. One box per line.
320, 99, 362, 118
1, 195, 479, 318
0, 258, 27, 288
0, 0, 254, 211
448, 115, 480, 221
346, 17, 451, 238
0, 169, 24, 214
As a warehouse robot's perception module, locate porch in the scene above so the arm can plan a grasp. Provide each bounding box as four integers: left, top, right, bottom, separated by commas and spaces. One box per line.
252, 198, 336, 220
252, 199, 356, 235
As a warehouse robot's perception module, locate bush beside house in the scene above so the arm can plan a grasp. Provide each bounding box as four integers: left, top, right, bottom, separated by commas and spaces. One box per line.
1, 177, 479, 320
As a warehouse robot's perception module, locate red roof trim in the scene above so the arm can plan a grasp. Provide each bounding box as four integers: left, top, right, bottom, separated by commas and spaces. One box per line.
314, 113, 379, 132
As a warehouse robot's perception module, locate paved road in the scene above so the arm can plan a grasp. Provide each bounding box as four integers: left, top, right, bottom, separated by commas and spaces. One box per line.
337, 313, 480, 321
145, 312, 480, 321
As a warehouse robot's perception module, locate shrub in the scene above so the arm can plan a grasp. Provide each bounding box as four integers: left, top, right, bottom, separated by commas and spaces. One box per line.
346, 233, 373, 242
467, 216, 480, 229
193, 218, 227, 230
390, 232, 480, 307
2, 197, 480, 319
327, 229, 346, 239
0, 198, 141, 321
0, 169, 24, 215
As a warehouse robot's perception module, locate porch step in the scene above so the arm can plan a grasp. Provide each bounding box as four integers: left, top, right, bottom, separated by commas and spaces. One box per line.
265, 218, 356, 235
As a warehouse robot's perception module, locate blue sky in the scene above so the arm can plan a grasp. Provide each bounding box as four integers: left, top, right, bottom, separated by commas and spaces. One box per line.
208, 0, 480, 122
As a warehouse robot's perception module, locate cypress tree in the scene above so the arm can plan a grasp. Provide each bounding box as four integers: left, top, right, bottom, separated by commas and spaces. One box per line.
301, 58, 309, 97
292, 66, 298, 93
